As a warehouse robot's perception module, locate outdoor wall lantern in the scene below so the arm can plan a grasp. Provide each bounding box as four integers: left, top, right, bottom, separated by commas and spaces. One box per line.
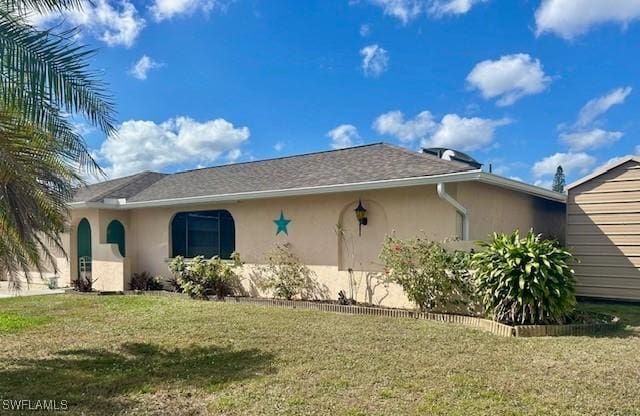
354, 200, 368, 236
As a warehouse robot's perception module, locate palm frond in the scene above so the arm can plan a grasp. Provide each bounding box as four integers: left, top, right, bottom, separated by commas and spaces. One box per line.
0, 12, 116, 134
0, 109, 80, 287
0, 0, 83, 14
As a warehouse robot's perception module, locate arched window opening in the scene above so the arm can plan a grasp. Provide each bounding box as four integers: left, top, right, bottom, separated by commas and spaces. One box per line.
171, 210, 235, 259
106, 220, 126, 257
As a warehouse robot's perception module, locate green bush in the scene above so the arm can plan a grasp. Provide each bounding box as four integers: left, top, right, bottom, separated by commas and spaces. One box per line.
379, 236, 474, 312
471, 229, 576, 325
256, 244, 314, 300
168, 253, 242, 300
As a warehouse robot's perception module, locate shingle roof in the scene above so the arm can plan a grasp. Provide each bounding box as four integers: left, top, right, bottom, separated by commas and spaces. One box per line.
73, 143, 477, 204
73, 171, 167, 202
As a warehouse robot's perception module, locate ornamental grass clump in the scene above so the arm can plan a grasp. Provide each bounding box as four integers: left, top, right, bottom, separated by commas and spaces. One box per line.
471, 229, 576, 325
379, 236, 474, 312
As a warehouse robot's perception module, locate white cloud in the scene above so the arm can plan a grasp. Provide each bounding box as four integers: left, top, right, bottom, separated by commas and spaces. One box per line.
535, 0, 640, 39
29, 0, 145, 48
423, 114, 510, 151
129, 55, 163, 80
360, 44, 389, 78
373, 110, 509, 151
576, 87, 632, 128
97, 116, 250, 178
327, 124, 361, 149
556, 86, 631, 152
373, 110, 436, 143
636, 145, 640, 155
466, 53, 551, 106
428, 0, 487, 17
357, 0, 485, 23
274, 141, 284, 152
559, 128, 623, 152
360, 23, 371, 36
225, 148, 242, 162
150, 0, 220, 21
359, 0, 422, 24
532, 152, 596, 178
534, 179, 553, 190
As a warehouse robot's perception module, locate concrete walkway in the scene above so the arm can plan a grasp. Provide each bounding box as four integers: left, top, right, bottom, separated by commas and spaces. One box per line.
0, 282, 66, 298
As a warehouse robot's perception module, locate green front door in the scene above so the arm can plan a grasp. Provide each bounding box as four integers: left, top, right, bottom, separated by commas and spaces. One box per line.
77, 218, 92, 278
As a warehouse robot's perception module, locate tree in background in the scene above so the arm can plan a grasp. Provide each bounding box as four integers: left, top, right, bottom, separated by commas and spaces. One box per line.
552, 165, 566, 193
0, 0, 115, 287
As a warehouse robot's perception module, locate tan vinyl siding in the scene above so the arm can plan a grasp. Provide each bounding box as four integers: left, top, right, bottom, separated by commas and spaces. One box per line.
567, 160, 640, 300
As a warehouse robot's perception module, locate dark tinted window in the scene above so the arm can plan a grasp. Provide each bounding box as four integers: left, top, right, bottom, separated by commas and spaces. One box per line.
170, 210, 235, 259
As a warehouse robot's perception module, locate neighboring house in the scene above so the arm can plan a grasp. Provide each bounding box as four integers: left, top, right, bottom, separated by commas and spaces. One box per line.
567, 156, 640, 301
36, 143, 566, 308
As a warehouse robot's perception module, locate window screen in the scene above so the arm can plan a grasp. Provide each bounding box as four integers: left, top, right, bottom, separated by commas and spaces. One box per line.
171, 210, 235, 259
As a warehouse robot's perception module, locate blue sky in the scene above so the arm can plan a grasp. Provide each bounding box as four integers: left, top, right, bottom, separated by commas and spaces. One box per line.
32, 0, 640, 187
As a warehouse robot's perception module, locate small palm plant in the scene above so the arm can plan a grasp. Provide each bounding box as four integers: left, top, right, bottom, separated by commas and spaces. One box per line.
0, 0, 115, 287
471, 229, 576, 325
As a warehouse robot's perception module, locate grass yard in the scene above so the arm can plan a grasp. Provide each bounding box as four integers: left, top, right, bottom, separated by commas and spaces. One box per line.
1, 295, 640, 415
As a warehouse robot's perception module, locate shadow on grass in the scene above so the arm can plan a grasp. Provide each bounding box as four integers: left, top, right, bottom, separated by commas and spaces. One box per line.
577, 301, 640, 338
0, 342, 275, 413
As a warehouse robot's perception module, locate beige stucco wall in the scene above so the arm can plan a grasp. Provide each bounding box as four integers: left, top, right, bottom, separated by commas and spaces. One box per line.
41, 208, 132, 291
456, 182, 566, 241
41, 181, 565, 308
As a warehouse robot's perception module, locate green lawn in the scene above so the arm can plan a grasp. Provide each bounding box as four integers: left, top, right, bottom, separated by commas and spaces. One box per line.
1, 295, 639, 415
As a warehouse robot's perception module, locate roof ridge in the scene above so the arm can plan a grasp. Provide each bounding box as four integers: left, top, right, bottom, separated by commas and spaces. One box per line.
168, 142, 388, 176
90, 171, 161, 202
382, 142, 480, 169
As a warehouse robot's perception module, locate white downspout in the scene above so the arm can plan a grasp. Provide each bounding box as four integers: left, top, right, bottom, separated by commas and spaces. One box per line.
437, 182, 469, 240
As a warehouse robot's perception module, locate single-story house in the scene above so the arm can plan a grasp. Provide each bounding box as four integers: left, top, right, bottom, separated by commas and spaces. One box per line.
567, 156, 640, 301
30, 143, 566, 308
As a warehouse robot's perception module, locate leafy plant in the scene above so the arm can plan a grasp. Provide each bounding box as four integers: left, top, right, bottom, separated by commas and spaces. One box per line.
167, 276, 183, 293
72, 275, 96, 292
168, 253, 242, 300
471, 229, 576, 325
256, 244, 315, 300
129, 272, 164, 291
0, 0, 115, 289
337, 290, 356, 305
379, 236, 474, 312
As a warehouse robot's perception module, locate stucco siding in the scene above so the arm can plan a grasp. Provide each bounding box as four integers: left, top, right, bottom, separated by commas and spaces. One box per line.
456, 182, 566, 241
20, 180, 566, 308
568, 160, 640, 300
124, 185, 460, 307
128, 184, 457, 281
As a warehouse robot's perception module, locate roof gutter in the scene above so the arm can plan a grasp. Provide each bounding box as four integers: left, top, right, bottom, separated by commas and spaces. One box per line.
437, 182, 468, 240
68, 170, 566, 210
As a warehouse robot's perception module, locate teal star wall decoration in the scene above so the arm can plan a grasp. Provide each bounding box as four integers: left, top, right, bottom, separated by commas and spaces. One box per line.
274, 210, 291, 235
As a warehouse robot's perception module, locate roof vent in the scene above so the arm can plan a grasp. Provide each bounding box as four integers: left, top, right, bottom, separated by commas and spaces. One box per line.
422, 147, 482, 169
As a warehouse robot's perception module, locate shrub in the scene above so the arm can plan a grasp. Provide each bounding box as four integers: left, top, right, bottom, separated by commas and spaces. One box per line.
379, 236, 474, 312
72, 275, 95, 292
167, 276, 183, 293
168, 253, 242, 300
256, 244, 314, 300
471, 229, 576, 325
129, 272, 164, 291
337, 290, 356, 305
